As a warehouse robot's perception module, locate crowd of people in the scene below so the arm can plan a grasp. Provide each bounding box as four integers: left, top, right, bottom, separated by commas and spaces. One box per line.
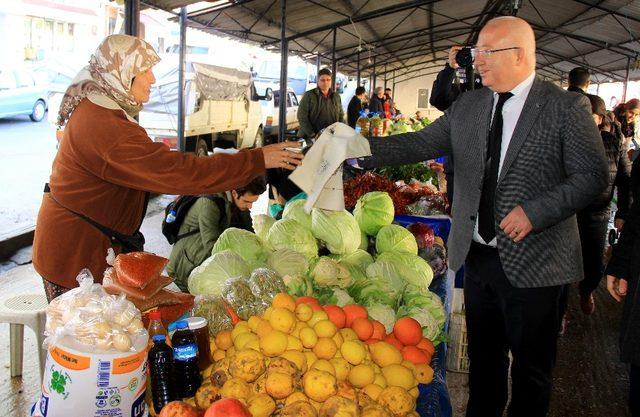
30, 15, 640, 417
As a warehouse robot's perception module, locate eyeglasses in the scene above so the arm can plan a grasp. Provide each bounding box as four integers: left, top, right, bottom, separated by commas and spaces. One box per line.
471, 47, 521, 60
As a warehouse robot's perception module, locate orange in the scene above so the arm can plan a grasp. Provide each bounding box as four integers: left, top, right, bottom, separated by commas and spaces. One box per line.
322, 305, 346, 328
383, 334, 404, 351
351, 317, 374, 341
371, 320, 386, 339
364, 338, 380, 345
272, 293, 296, 312
416, 337, 435, 356
402, 345, 430, 365
393, 317, 422, 346
215, 330, 233, 350
296, 296, 320, 306
342, 304, 368, 327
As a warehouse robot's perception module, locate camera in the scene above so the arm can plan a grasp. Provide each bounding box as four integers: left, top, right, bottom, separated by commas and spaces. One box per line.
455, 47, 473, 68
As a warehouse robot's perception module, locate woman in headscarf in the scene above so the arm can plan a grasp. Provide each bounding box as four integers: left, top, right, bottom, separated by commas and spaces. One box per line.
33, 35, 303, 301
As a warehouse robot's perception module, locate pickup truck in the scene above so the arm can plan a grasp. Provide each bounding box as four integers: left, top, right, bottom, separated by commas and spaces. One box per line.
139, 61, 267, 155
255, 82, 299, 142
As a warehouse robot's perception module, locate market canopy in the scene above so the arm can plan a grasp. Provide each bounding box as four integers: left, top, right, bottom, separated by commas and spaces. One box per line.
139, 0, 640, 84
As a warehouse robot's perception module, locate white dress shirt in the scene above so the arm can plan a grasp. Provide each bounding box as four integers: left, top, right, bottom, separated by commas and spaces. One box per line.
473, 71, 536, 247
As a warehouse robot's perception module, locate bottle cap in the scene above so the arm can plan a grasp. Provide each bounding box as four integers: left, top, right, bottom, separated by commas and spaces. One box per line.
176, 320, 189, 330
187, 317, 208, 330
152, 334, 166, 342
149, 310, 161, 320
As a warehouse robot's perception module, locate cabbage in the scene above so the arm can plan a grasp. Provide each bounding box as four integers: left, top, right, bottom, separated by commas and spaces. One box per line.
397, 304, 440, 341
267, 249, 309, 278
282, 199, 312, 230
375, 224, 418, 255
348, 278, 397, 307
315, 286, 355, 307
283, 274, 313, 297
267, 218, 318, 259
309, 257, 352, 288
339, 262, 367, 285
373, 251, 434, 289
253, 214, 276, 243
367, 304, 397, 333
354, 192, 395, 236
403, 288, 446, 329
187, 250, 251, 296
211, 227, 268, 270
311, 209, 361, 255
329, 249, 374, 271
359, 231, 369, 251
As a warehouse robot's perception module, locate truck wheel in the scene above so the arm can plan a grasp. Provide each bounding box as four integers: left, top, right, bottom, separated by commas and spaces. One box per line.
30, 100, 46, 122
254, 128, 264, 148
195, 138, 209, 156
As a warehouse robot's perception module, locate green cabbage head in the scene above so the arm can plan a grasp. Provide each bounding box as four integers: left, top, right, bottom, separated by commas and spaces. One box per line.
211, 227, 268, 270
267, 218, 318, 259
309, 257, 352, 288
376, 224, 418, 255
267, 248, 309, 278
282, 199, 312, 231
188, 250, 251, 296
253, 214, 276, 243
354, 192, 395, 236
311, 208, 361, 255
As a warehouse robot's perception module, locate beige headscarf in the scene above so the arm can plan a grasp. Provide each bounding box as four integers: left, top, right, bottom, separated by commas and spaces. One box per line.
57, 34, 160, 127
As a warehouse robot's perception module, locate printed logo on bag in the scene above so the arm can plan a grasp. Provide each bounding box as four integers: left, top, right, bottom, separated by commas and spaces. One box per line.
49, 369, 72, 399
173, 343, 198, 361
128, 377, 139, 392
131, 393, 146, 417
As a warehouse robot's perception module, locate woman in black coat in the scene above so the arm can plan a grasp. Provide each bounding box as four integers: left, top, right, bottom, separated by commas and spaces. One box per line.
606, 154, 640, 416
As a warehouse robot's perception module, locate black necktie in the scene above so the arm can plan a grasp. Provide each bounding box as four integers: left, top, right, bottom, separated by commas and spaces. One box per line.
478, 92, 513, 243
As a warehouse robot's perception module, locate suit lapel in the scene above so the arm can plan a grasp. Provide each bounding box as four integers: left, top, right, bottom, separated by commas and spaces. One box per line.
498, 76, 548, 184
474, 89, 494, 167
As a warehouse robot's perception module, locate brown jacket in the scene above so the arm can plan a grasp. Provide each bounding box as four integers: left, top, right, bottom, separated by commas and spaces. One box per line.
33, 99, 265, 288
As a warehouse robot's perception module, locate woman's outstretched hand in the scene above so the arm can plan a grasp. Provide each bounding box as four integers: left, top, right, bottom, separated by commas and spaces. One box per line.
262, 141, 305, 170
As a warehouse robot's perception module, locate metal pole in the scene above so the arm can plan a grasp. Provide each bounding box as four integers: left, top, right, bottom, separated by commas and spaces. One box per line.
372, 56, 377, 91
392, 70, 396, 113
384, 64, 387, 89
331, 28, 337, 91
623, 57, 631, 102
316, 53, 321, 73
357, 50, 361, 86
124, 0, 139, 36
278, 0, 288, 142
177, 7, 187, 152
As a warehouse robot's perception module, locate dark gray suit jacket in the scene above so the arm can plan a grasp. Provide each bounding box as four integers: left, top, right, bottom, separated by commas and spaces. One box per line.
364, 76, 609, 288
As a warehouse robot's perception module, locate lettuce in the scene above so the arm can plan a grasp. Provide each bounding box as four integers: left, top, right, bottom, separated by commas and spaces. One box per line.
367, 304, 397, 333
309, 257, 352, 288
373, 251, 434, 289
252, 214, 276, 243
267, 248, 309, 278
283, 274, 313, 297
328, 249, 374, 271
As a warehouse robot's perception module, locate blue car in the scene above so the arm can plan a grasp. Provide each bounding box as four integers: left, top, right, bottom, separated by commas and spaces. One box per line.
0, 68, 48, 122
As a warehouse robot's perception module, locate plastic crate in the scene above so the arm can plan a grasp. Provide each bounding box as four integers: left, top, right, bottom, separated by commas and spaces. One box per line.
446, 312, 469, 373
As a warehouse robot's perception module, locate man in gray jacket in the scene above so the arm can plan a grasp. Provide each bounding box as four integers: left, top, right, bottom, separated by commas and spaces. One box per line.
362, 17, 608, 417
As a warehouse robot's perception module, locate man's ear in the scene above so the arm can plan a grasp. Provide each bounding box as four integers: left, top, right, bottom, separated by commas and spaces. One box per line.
231, 190, 238, 199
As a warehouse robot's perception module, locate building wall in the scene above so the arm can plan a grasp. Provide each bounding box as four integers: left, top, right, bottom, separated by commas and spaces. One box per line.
389, 72, 444, 122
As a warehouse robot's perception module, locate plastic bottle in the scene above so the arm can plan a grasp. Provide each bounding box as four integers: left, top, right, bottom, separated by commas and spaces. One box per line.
165, 210, 177, 223
171, 320, 202, 398
147, 310, 169, 349
148, 334, 175, 414
356, 110, 370, 138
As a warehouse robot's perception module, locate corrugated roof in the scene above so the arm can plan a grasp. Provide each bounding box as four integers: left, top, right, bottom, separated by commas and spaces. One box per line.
141, 0, 640, 83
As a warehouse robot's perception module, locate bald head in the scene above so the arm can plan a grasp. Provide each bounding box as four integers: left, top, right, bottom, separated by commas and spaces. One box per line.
475, 17, 537, 92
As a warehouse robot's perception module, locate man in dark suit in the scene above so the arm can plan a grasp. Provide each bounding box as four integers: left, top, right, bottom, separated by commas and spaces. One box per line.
361, 17, 608, 417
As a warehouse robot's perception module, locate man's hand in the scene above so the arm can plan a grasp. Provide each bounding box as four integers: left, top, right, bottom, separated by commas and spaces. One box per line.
499, 205, 533, 243
428, 161, 445, 173
262, 141, 304, 170
448, 46, 463, 69
614, 218, 625, 232
607, 275, 628, 302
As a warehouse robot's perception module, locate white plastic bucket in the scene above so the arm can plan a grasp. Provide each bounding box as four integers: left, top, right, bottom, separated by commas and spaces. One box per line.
31, 332, 149, 417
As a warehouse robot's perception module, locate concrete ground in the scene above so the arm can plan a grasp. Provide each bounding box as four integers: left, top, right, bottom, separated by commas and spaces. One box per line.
0, 194, 631, 417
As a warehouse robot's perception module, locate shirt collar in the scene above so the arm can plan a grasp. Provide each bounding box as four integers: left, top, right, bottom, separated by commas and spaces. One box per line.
497, 71, 535, 100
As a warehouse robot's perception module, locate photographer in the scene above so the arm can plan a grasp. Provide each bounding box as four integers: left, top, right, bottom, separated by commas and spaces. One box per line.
429, 46, 483, 208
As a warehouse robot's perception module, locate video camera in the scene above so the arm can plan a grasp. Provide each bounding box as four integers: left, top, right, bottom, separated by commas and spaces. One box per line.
454, 46, 481, 92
